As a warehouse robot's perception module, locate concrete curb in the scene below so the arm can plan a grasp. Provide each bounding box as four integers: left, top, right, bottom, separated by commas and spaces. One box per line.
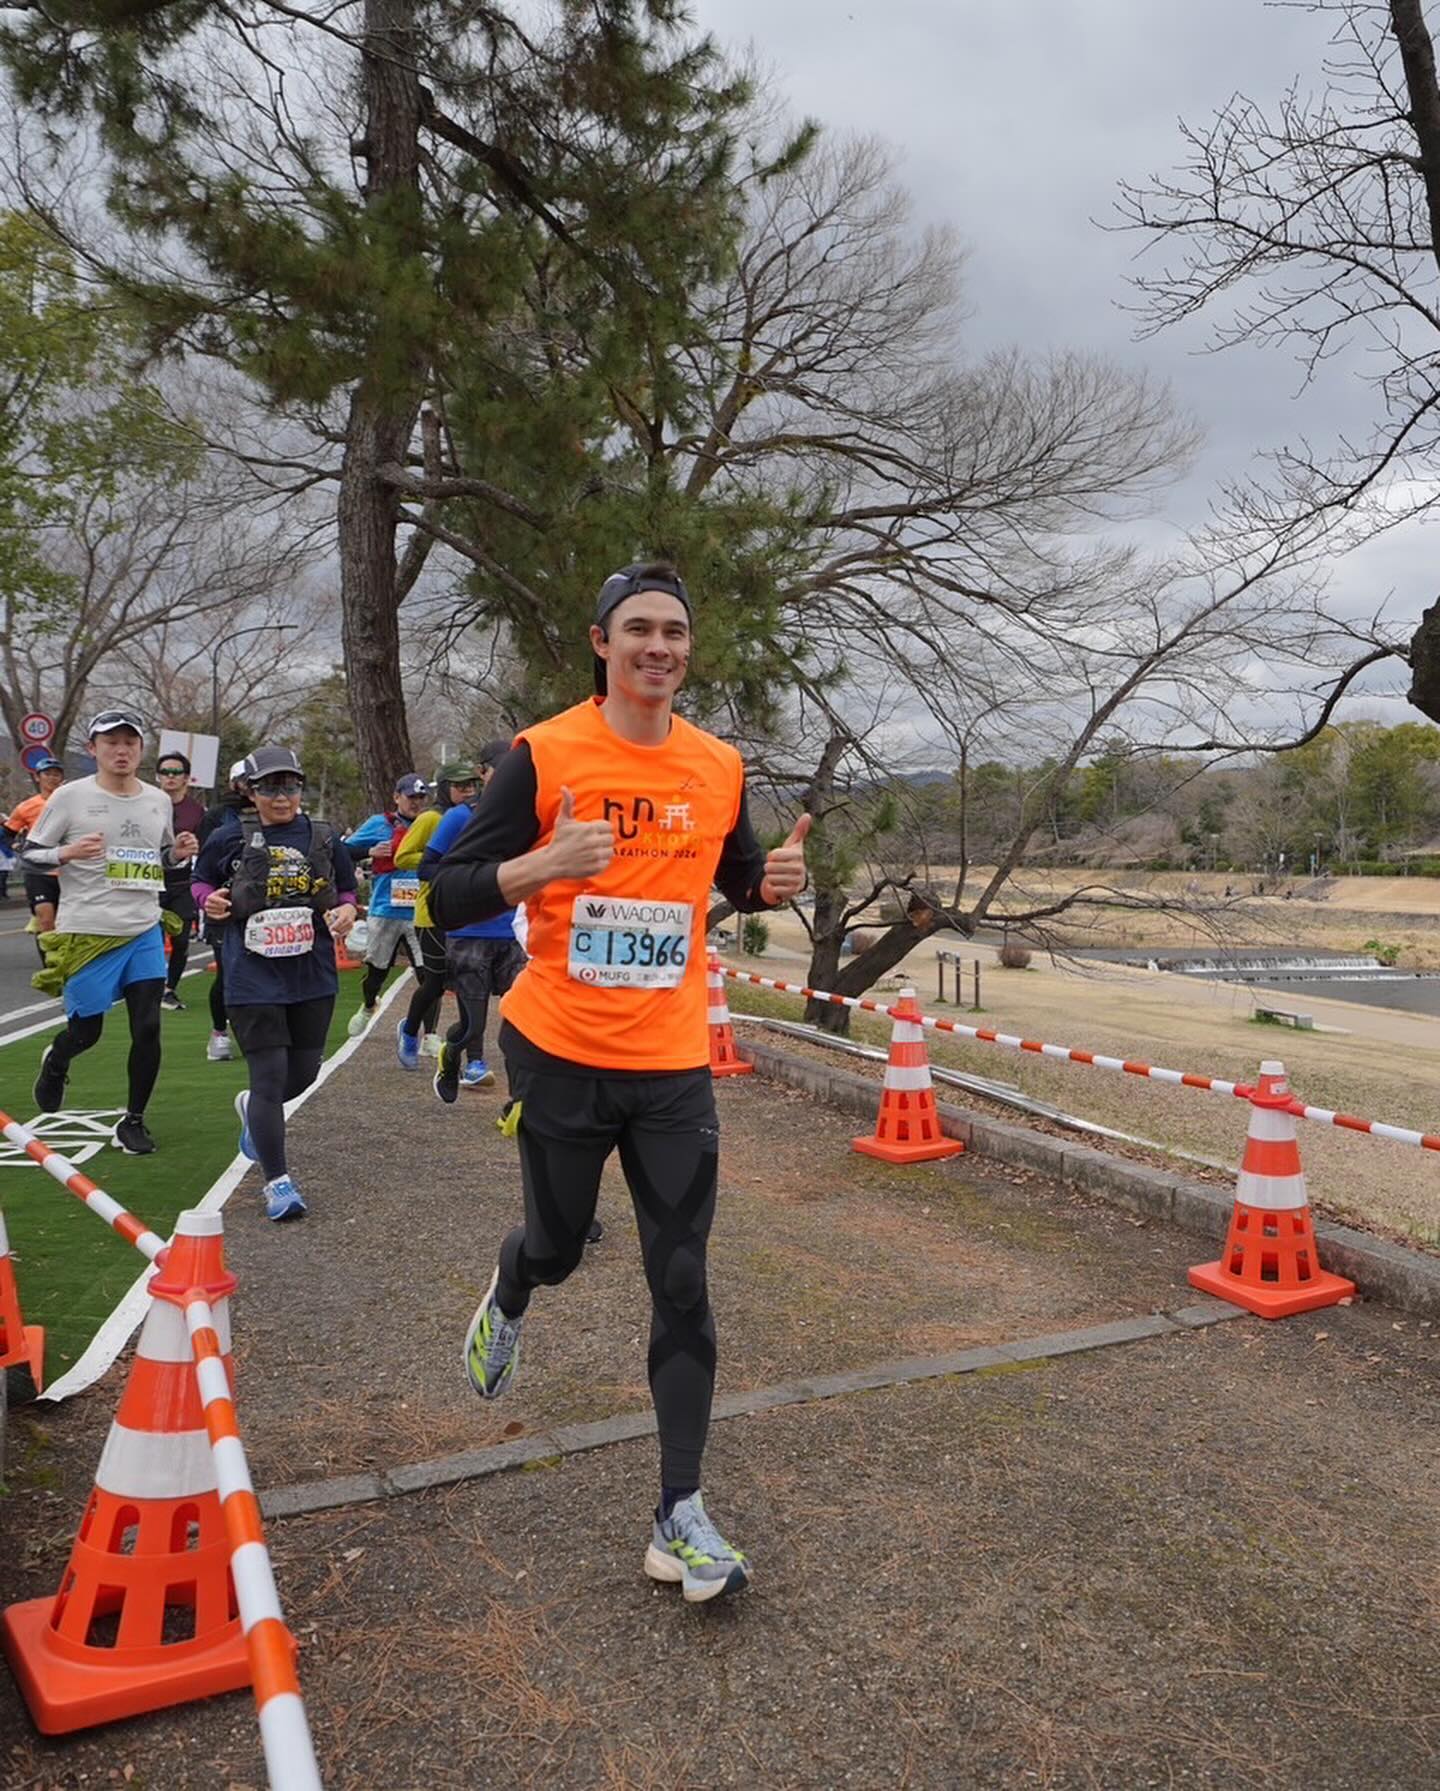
258, 1300, 1245, 1521
738, 1038, 1440, 1320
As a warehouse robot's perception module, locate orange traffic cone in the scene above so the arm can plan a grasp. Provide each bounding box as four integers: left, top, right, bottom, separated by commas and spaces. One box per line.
1, 1211, 256, 1734
334, 930, 362, 971
853, 989, 964, 1164
0, 1205, 44, 1396
1188, 1060, 1355, 1319
707, 955, 753, 1078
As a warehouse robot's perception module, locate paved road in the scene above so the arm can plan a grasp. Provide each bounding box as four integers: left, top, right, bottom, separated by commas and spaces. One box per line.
0, 895, 212, 1043
0, 895, 57, 1035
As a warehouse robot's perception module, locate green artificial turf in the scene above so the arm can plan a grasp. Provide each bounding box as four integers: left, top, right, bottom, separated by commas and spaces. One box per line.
0, 964, 402, 1380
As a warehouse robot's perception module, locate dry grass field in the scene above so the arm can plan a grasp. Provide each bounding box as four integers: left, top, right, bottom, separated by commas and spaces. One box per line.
940, 867, 1440, 966
745, 893, 1440, 1251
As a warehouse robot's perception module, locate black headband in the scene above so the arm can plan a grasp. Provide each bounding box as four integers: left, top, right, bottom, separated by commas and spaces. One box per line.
592, 565, 691, 694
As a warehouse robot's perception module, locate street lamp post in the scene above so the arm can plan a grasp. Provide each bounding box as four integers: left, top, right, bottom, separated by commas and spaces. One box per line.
211, 623, 299, 737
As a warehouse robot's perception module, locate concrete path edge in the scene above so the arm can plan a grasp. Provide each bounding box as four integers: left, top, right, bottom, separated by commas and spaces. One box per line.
258, 1301, 1247, 1521
739, 1037, 1440, 1319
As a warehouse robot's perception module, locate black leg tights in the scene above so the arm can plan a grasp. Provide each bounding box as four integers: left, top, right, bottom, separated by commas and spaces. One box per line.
123, 979, 164, 1113
209, 953, 228, 1032
244, 1045, 325, 1181
165, 929, 190, 992
42, 978, 163, 1115
360, 961, 387, 1008
404, 967, 447, 1036
45, 1010, 105, 1073
496, 1077, 719, 1489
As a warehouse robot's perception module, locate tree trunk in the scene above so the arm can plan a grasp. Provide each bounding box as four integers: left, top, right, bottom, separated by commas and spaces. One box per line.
802, 885, 846, 1028
807, 895, 946, 1034
338, 0, 424, 808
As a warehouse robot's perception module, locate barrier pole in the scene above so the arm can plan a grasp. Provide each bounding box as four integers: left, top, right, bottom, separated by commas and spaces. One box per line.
0, 1111, 169, 1260
719, 968, 1440, 1154
184, 1293, 323, 1791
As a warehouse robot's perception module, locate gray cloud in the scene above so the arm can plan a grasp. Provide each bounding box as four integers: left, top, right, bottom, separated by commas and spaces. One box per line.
696, 0, 1436, 713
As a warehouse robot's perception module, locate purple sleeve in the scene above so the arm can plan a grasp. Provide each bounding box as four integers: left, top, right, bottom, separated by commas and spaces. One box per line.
193, 880, 217, 907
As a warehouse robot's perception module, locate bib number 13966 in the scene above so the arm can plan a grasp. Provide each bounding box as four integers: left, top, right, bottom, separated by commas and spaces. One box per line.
567, 897, 691, 989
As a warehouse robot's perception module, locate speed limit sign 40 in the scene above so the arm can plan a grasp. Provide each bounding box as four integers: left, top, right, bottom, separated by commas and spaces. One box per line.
20, 712, 54, 745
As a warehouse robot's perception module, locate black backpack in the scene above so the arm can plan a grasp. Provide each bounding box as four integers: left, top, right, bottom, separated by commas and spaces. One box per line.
221, 810, 338, 923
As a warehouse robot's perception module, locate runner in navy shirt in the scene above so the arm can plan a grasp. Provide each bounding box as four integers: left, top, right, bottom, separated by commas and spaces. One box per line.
193, 745, 357, 1221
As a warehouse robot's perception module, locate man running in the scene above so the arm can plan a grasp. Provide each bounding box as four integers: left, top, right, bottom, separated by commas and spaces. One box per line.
155, 750, 206, 1012
430, 562, 808, 1604
4, 755, 66, 953
343, 773, 429, 1035
393, 761, 479, 1069
193, 745, 358, 1220
22, 711, 198, 1154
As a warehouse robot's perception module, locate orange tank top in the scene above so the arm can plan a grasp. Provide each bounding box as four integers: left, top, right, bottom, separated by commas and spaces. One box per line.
500, 698, 746, 1071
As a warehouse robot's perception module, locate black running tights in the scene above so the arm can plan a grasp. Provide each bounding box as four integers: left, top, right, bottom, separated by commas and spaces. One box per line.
165, 928, 190, 993
403, 926, 448, 1037
209, 952, 228, 1032
47, 980, 163, 1115
244, 1046, 325, 1181
495, 1064, 719, 1488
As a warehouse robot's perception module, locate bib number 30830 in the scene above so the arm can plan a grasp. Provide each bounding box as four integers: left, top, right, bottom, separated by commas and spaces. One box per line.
244, 905, 316, 959
567, 896, 690, 989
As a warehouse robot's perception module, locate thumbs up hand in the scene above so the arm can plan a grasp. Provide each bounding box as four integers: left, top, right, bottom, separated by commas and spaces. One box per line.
546, 785, 615, 881
760, 812, 811, 906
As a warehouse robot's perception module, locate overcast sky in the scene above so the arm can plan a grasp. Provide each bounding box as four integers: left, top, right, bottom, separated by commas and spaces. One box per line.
692, 0, 1436, 724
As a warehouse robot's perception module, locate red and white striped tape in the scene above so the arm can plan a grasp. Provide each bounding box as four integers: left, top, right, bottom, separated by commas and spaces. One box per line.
720, 967, 1440, 1154
185, 1291, 322, 1791
0, 1111, 169, 1259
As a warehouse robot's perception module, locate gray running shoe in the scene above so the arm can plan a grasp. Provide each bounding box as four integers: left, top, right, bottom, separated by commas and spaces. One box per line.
462, 1268, 523, 1399
644, 1492, 751, 1603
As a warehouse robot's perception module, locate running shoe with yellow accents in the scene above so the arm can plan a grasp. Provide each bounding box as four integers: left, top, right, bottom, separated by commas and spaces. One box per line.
644, 1492, 751, 1603
462, 1268, 523, 1399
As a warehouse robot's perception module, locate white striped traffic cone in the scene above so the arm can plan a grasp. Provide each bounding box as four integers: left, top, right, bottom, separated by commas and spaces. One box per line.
1188, 1060, 1355, 1318
707, 954, 753, 1077
853, 989, 964, 1163
1, 1211, 254, 1733
0, 1203, 44, 1396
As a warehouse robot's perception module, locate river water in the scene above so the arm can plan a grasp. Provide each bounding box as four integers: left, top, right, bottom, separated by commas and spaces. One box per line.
1072, 947, 1440, 1020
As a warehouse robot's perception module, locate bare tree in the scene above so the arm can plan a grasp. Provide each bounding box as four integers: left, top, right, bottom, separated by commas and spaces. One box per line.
1115, 0, 1440, 714
0, 452, 316, 755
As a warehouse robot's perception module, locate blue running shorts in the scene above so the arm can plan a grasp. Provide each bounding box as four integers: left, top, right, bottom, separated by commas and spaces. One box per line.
63, 926, 168, 1019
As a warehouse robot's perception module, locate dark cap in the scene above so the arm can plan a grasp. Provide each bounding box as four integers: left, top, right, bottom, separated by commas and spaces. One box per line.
594, 563, 691, 630
394, 773, 428, 798
592, 562, 692, 695
243, 745, 305, 784
33, 754, 64, 773
477, 737, 512, 769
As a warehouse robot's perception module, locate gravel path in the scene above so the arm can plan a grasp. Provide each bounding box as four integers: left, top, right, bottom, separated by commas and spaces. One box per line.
4, 1008, 1439, 1788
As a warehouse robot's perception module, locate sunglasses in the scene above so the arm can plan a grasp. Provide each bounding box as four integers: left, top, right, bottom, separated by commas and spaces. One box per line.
253, 777, 304, 796
157, 767, 188, 777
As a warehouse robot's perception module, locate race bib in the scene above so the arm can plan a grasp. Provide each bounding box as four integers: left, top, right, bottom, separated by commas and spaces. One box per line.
567, 896, 691, 988
244, 905, 316, 959
390, 874, 419, 911
105, 846, 163, 884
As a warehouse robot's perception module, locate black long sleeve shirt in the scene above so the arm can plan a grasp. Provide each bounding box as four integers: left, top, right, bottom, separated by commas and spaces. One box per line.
429, 740, 774, 932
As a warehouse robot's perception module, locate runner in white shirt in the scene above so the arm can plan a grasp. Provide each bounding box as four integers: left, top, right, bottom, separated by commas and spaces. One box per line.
22, 710, 198, 1154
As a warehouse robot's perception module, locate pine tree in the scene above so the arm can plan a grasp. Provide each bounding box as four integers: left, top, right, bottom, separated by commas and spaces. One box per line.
1, 2, 756, 803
